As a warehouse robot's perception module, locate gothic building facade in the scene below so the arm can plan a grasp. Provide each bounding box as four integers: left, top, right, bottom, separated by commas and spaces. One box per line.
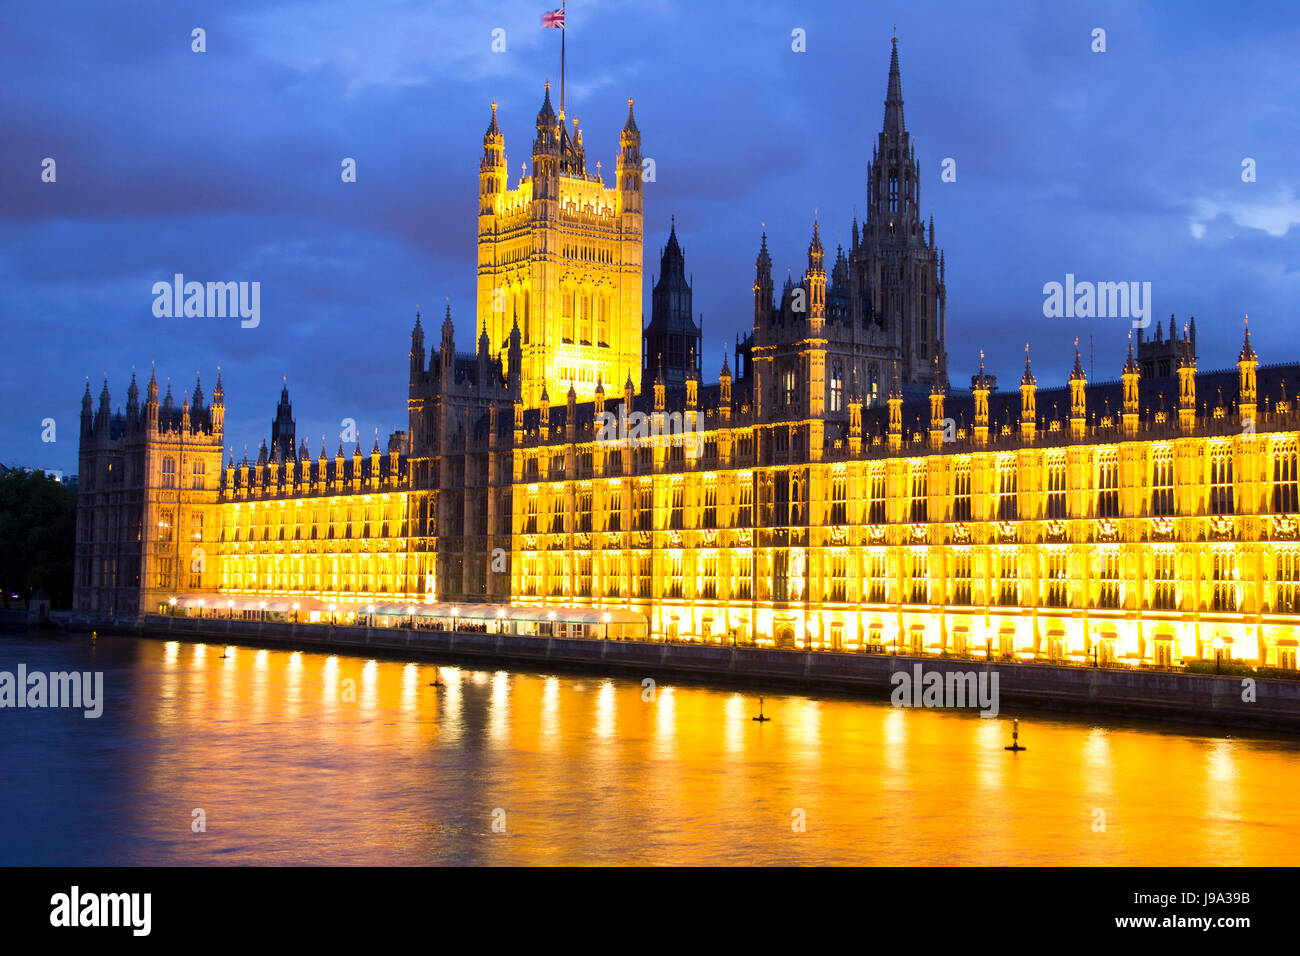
74, 41, 1300, 672
73, 371, 225, 618
476, 88, 644, 409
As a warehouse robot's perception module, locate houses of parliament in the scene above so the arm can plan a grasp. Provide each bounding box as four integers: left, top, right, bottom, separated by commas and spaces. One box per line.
74, 39, 1300, 671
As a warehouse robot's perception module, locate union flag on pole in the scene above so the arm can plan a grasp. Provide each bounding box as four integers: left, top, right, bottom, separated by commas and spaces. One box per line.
541, 8, 565, 28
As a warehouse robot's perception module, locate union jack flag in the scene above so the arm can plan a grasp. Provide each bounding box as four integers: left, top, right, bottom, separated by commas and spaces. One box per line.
541, 8, 564, 28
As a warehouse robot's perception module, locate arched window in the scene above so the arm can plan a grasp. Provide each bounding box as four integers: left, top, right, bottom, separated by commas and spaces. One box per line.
1274, 442, 1299, 514
562, 289, 575, 342
830, 361, 844, 412
191, 459, 206, 490
1210, 448, 1235, 515
161, 456, 176, 489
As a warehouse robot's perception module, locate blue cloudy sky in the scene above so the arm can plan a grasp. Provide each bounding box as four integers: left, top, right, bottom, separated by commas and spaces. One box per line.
3, 0, 1298, 474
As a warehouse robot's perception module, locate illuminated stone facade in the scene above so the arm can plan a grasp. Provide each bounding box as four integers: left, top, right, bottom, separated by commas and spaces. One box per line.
477, 86, 644, 409
510, 324, 1300, 668
73, 371, 225, 617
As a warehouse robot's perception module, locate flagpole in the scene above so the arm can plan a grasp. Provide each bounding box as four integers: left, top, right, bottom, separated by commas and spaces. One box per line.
560, 2, 566, 117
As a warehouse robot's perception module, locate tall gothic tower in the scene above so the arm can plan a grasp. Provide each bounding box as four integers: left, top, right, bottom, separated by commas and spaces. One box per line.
476, 87, 644, 408
851, 37, 947, 387
643, 218, 702, 389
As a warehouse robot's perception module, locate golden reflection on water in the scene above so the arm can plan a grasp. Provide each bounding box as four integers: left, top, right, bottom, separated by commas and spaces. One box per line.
127, 639, 1300, 865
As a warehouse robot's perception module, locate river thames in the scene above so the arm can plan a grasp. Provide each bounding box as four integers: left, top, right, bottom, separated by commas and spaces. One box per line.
2, 629, 1297, 866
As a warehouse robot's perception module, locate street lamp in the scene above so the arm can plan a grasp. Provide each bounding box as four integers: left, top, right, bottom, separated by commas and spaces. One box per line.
168, 596, 177, 615
292, 601, 300, 624
227, 599, 234, 620
197, 598, 204, 620
602, 611, 611, 641
1213, 636, 1225, 674
258, 599, 267, 623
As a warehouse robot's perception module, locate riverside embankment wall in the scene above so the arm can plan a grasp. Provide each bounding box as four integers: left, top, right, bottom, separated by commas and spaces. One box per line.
124, 614, 1300, 733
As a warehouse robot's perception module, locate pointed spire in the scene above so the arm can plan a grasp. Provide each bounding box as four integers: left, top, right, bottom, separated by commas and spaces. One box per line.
662, 214, 683, 266
125, 372, 140, 417
808, 216, 823, 258
720, 345, 731, 379
1070, 338, 1086, 381
1124, 333, 1141, 375
883, 33, 905, 135
537, 81, 556, 125
1021, 344, 1036, 387
623, 97, 638, 135
484, 100, 501, 140
1239, 314, 1257, 362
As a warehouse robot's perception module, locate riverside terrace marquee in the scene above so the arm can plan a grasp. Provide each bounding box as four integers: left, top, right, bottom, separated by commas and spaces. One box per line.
163, 596, 649, 642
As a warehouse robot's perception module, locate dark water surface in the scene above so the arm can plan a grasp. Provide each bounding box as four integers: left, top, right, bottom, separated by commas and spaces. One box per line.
2, 629, 1297, 865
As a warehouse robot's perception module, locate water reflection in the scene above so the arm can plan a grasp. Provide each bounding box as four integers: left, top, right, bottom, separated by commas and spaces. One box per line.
1, 631, 1299, 866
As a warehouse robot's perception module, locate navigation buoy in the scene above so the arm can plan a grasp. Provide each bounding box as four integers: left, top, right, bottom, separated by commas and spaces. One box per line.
1004, 718, 1027, 752
752, 696, 771, 722
219, 646, 231, 659
89, 630, 97, 641
427, 666, 445, 688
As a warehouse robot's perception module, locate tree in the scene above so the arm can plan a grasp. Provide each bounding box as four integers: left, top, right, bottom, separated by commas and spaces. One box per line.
0, 469, 76, 608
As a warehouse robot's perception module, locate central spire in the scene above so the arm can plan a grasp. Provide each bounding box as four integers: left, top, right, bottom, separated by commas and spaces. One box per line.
884, 35, 905, 135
